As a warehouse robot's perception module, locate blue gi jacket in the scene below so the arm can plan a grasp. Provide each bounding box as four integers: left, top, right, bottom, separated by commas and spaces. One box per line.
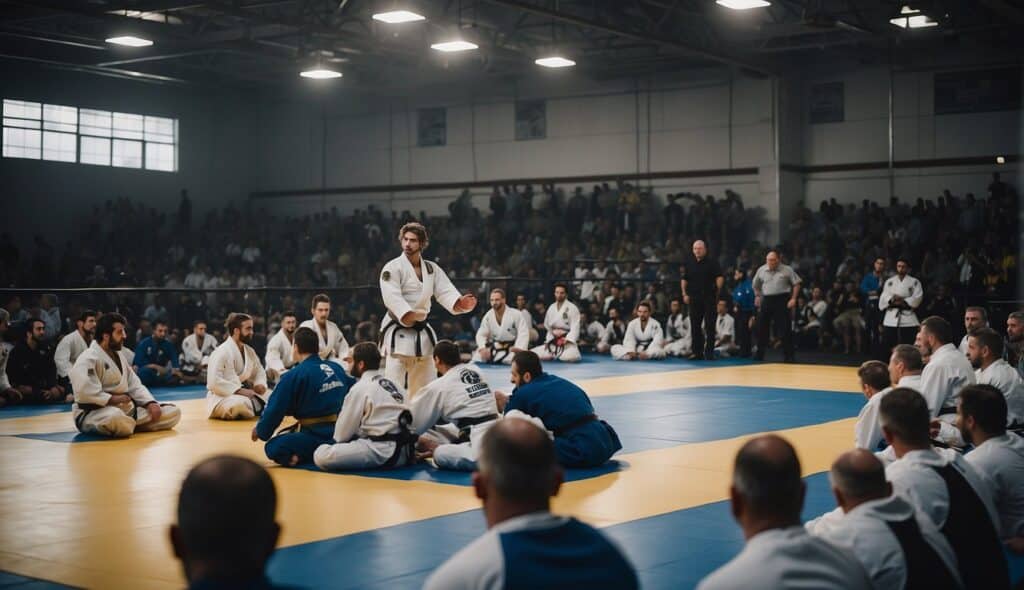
732, 279, 756, 312
255, 355, 355, 441
133, 337, 179, 369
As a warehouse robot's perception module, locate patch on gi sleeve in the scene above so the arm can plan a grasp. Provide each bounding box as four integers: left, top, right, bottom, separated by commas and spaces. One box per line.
382, 270, 391, 281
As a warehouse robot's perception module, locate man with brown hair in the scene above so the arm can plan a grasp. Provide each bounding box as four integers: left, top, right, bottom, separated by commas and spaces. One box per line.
853, 360, 892, 451
379, 222, 476, 396
206, 313, 269, 420
299, 293, 349, 365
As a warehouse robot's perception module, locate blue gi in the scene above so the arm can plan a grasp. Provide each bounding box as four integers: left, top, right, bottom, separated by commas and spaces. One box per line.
254, 356, 355, 466
505, 372, 621, 468
133, 336, 179, 386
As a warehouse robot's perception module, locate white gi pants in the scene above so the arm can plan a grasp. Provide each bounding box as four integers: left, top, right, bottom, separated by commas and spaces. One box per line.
611, 344, 666, 360
209, 393, 268, 421
313, 438, 408, 471
384, 355, 435, 398
664, 339, 692, 357
421, 421, 497, 471
77, 403, 181, 438
531, 342, 581, 363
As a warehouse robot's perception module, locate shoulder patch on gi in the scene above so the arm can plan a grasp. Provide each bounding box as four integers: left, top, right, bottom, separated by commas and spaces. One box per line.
459, 369, 481, 385
382, 270, 391, 281
425, 260, 435, 274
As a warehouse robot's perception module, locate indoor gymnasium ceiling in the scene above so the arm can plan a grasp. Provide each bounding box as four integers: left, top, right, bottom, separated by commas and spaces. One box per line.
1, 0, 1021, 88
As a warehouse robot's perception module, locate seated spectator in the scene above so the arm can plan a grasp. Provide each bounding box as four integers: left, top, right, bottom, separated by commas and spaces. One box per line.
967, 327, 1024, 426
181, 319, 218, 381
832, 282, 864, 354
494, 351, 621, 468
853, 360, 892, 451
424, 419, 638, 590
809, 450, 961, 589
54, 309, 96, 393
170, 456, 286, 590
958, 384, 1024, 551
143, 295, 170, 324
1007, 311, 1024, 379
134, 320, 184, 387
797, 287, 827, 350
713, 299, 738, 358
959, 306, 988, 355
918, 316, 976, 447
0, 308, 23, 408
7, 317, 66, 404
38, 294, 61, 343
596, 307, 626, 355
698, 435, 871, 590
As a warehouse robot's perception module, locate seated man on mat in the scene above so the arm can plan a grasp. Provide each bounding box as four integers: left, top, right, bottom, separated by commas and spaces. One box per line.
54, 309, 96, 394
251, 326, 354, 467
299, 293, 349, 366
133, 320, 185, 387
494, 351, 621, 468
473, 288, 530, 365
611, 301, 666, 361
265, 312, 299, 385
180, 319, 217, 382
70, 313, 181, 438
413, 340, 501, 471
531, 284, 582, 363
313, 342, 418, 471
207, 313, 270, 421
424, 418, 638, 590
7, 317, 67, 404
663, 298, 693, 358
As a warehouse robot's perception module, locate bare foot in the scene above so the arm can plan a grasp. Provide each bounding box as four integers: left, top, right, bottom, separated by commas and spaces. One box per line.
289, 454, 300, 467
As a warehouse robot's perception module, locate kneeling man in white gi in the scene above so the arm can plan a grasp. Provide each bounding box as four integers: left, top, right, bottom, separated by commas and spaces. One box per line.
531, 283, 581, 363
413, 340, 500, 471
473, 288, 530, 365
206, 313, 269, 420
612, 301, 666, 361
70, 312, 181, 438
300, 293, 349, 365
664, 299, 692, 357
314, 342, 418, 470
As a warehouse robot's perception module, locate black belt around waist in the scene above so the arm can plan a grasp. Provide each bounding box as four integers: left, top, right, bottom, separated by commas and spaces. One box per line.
553, 414, 598, 437
454, 413, 499, 442
938, 406, 958, 416
366, 409, 418, 468
381, 315, 437, 358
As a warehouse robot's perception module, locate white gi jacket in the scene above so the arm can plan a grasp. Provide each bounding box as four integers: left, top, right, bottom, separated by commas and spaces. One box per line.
543, 300, 580, 344
0, 342, 11, 390
181, 333, 217, 371
697, 526, 871, 590
54, 330, 89, 378
379, 255, 464, 358
715, 314, 735, 343
965, 434, 1024, 538
206, 339, 268, 416
475, 307, 530, 351
854, 386, 892, 451
878, 274, 923, 328
411, 363, 499, 443
810, 495, 962, 590
976, 359, 1024, 424
922, 344, 976, 448
299, 319, 349, 363
665, 313, 690, 343
264, 329, 296, 373
70, 341, 155, 423
332, 369, 410, 441
622, 317, 664, 352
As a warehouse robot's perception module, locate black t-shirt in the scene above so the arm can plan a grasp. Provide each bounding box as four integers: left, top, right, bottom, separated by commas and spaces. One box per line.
681, 256, 722, 301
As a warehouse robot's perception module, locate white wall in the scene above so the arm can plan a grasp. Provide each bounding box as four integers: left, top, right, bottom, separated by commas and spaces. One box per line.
802, 66, 1021, 206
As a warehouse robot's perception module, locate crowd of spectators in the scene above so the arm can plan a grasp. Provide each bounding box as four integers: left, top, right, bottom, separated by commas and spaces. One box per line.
0, 172, 1019, 394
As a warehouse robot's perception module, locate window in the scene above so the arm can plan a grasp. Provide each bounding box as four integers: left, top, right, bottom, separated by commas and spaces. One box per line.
2, 98, 178, 171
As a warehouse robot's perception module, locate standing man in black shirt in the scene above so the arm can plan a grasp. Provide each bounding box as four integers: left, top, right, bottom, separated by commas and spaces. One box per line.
680, 240, 723, 360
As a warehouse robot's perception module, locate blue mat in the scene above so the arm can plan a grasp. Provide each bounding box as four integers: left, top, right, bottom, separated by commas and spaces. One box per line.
0, 385, 209, 419
0, 571, 77, 589
295, 459, 628, 485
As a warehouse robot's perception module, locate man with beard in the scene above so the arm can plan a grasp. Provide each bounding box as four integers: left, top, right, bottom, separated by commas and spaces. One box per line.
54, 309, 97, 393
611, 301, 666, 361
7, 318, 66, 404
532, 284, 582, 363
181, 319, 217, 381
265, 312, 298, 384
70, 313, 180, 437
0, 309, 23, 408
958, 307, 988, 355
596, 306, 626, 355
879, 258, 923, 352
958, 385, 1024, 550
967, 327, 1024, 426
300, 294, 349, 366
133, 320, 184, 387
1007, 311, 1024, 379
918, 316, 976, 447
206, 313, 269, 420
474, 289, 530, 365
664, 298, 693, 358
379, 223, 477, 396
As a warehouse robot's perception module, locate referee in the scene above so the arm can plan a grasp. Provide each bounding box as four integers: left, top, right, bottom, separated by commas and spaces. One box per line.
680, 240, 723, 360
752, 250, 802, 363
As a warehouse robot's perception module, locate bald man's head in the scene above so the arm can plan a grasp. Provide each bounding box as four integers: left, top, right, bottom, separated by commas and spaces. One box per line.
172, 455, 279, 582
476, 418, 562, 507
830, 450, 888, 508
732, 435, 803, 521
692, 240, 707, 260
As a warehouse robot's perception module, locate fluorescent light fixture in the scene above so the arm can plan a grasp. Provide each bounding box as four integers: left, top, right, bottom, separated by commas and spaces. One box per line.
108, 10, 183, 25
105, 35, 153, 47
300, 68, 343, 79
372, 10, 426, 23
890, 5, 938, 28
996, 156, 1006, 164
535, 56, 576, 68
716, 0, 770, 9
431, 40, 478, 52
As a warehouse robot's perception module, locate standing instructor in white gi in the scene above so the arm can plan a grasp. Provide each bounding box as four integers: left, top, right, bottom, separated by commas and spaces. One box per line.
379, 222, 477, 397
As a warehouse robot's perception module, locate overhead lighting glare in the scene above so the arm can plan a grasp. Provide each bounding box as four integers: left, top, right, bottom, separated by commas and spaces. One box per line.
108, 10, 183, 25
996, 156, 1006, 164
716, 0, 771, 9
372, 10, 426, 23
431, 40, 478, 52
105, 35, 153, 47
300, 68, 343, 79
890, 5, 939, 28
535, 56, 576, 68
